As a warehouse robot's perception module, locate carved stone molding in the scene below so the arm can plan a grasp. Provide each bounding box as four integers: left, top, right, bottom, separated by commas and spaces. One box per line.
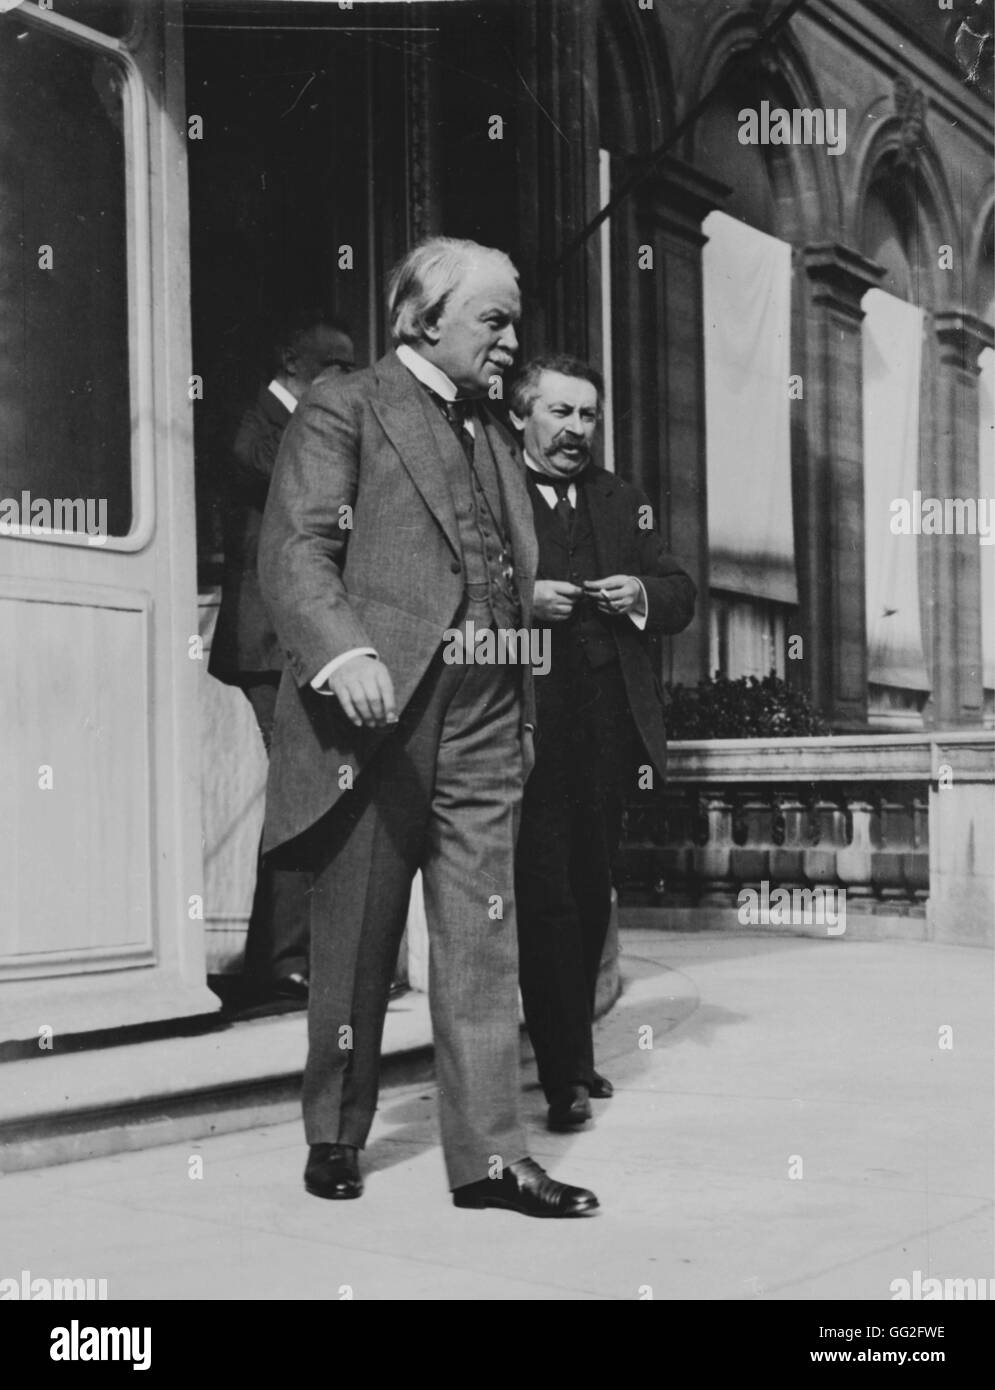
804, 243, 886, 319
631, 156, 732, 244
934, 309, 995, 372
893, 74, 928, 169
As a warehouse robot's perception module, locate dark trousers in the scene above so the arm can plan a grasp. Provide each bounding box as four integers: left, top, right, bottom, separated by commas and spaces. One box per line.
516, 659, 635, 1100
302, 608, 528, 1189
241, 677, 311, 986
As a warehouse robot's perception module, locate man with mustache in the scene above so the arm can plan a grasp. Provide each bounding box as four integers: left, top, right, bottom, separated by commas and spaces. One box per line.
259, 242, 598, 1217
510, 356, 696, 1131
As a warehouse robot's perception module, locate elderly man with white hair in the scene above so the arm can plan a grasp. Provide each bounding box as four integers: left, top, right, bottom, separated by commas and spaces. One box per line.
259, 237, 599, 1218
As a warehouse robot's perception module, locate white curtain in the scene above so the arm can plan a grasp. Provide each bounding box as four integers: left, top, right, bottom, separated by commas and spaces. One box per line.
861, 288, 931, 691
702, 211, 797, 606
980, 347, 994, 689
709, 594, 787, 681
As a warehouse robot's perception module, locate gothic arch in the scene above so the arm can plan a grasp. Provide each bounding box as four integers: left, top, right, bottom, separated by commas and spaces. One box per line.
848, 108, 957, 312
597, 0, 675, 156
681, 6, 837, 245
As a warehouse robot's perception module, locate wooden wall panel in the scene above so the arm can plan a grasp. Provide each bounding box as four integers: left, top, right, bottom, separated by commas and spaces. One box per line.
0, 583, 152, 975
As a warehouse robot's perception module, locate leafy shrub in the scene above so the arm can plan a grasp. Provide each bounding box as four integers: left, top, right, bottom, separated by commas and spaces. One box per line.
663, 672, 830, 740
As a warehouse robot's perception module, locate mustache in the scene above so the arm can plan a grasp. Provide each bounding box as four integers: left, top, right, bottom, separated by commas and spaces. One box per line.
552, 435, 590, 452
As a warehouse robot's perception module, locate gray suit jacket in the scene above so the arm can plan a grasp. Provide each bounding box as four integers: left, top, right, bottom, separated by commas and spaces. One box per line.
258, 349, 539, 854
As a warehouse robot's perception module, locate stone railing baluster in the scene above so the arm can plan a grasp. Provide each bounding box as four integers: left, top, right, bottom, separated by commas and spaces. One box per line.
836, 795, 875, 899
729, 791, 774, 894
769, 794, 807, 890
905, 793, 930, 903
693, 790, 736, 904
803, 797, 845, 889
873, 791, 913, 903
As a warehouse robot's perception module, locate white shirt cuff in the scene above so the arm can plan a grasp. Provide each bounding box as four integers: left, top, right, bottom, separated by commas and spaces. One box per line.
311, 647, 379, 694
628, 580, 649, 631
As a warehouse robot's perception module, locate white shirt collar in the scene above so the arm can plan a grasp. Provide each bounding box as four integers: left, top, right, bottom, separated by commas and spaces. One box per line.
525, 454, 578, 505
396, 344, 460, 402
268, 379, 298, 414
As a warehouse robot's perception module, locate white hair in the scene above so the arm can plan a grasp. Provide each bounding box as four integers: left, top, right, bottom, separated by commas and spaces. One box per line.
387, 237, 518, 344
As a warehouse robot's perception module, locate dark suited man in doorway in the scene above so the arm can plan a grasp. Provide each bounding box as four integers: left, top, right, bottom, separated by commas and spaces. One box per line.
509, 355, 695, 1131
259, 240, 598, 1217
209, 309, 356, 1004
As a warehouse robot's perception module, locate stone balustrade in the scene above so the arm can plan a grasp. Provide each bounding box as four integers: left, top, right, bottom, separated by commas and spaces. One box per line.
620, 733, 994, 946
624, 784, 929, 906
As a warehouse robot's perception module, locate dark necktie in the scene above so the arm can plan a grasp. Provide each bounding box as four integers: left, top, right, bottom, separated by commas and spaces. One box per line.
549, 477, 575, 534
439, 396, 475, 463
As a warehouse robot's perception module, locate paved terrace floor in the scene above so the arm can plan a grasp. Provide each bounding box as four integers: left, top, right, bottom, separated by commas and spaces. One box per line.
0, 929, 991, 1301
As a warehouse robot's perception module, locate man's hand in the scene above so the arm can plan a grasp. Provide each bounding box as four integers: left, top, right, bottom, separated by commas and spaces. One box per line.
585, 575, 645, 617
533, 579, 583, 622
324, 654, 397, 728
522, 722, 536, 781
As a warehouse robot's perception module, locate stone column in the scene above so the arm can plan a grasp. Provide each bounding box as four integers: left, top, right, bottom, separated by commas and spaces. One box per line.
928, 735, 995, 946
615, 156, 730, 687
800, 245, 886, 731
924, 311, 994, 727
514, 0, 601, 363
404, 26, 442, 246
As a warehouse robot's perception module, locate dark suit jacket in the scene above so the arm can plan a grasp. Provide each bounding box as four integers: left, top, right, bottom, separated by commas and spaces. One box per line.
258, 350, 539, 854
533, 465, 695, 779
209, 385, 291, 683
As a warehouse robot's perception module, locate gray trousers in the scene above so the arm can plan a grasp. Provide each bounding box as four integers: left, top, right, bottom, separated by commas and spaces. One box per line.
302, 607, 529, 1189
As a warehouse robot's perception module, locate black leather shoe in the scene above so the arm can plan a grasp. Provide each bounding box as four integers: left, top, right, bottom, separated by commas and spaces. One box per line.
304, 1143, 363, 1200
588, 1072, 614, 1099
272, 972, 309, 1002
547, 1084, 592, 1131
452, 1158, 598, 1218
